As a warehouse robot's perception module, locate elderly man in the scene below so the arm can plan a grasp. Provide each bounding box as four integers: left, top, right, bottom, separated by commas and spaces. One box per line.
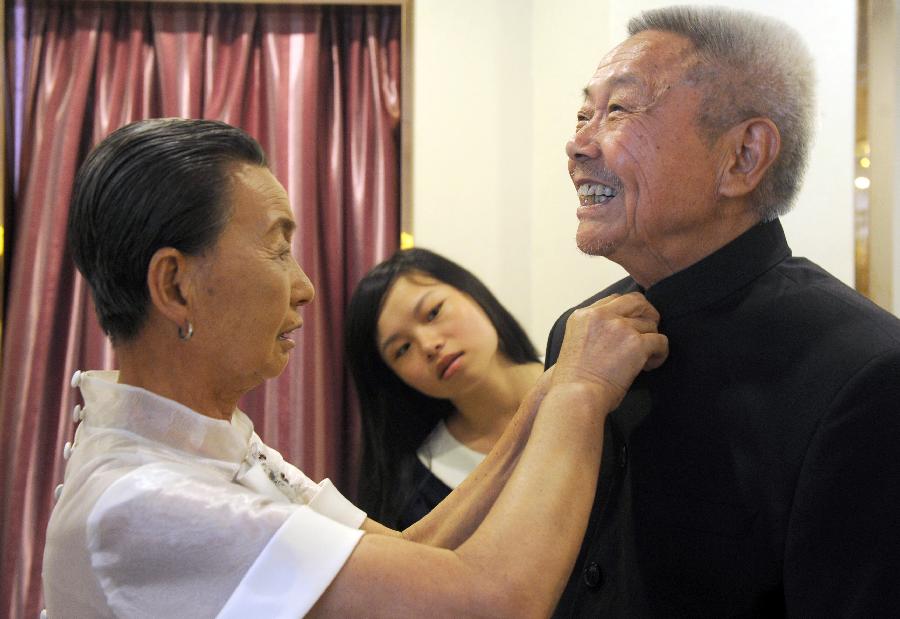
545, 5, 900, 617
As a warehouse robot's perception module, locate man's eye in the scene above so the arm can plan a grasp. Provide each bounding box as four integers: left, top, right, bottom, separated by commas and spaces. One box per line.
427, 302, 443, 321
608, 103, 626, 114
393, 342, 410, 359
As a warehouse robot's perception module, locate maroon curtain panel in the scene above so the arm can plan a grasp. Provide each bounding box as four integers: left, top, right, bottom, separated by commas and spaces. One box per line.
1, 2, 400, 616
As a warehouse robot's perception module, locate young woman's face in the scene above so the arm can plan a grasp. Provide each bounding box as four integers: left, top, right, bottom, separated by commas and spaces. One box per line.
376, 273, 500, 400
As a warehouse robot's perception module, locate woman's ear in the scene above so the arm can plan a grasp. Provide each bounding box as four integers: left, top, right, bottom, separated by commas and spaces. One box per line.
717, 117, 780, 199
147, 247, 191, 329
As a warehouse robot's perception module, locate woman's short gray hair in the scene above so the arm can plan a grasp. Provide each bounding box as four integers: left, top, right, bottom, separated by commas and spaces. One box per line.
68, 119, 268, 343
629, 5, 816, 221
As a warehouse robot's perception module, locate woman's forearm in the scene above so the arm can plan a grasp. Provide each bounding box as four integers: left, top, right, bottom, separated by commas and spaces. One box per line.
399, 372, 548, 548
451, 382, 615, 616
323, 381, 617, 619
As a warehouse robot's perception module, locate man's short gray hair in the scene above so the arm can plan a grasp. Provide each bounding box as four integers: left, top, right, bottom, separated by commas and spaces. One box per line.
628, 5, 816, 221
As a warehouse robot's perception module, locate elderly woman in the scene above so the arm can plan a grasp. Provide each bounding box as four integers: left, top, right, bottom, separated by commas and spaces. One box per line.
42, 118, 667, 618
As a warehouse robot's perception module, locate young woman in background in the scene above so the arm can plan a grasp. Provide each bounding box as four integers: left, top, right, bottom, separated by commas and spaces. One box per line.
345, 248, 543, 528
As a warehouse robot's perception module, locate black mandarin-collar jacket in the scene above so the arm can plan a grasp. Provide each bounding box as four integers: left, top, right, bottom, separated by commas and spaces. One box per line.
545, 219, 900, 618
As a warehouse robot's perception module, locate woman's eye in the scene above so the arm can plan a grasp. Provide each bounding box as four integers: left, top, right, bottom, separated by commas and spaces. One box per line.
393, 342, 410, 360
427, 302, 443, 321
608, 103, 625, 114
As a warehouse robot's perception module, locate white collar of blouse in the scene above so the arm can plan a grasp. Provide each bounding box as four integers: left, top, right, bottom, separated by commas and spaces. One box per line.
76, 370, 254, 470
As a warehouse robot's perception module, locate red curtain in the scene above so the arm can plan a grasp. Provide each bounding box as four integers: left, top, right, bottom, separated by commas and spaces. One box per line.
1, 2, 400, 616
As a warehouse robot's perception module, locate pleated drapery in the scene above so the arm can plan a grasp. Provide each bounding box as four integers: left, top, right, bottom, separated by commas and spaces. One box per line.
1, 3, 401, 616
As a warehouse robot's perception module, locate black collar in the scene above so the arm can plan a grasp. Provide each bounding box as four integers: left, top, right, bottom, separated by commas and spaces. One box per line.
636, 219, 792, 320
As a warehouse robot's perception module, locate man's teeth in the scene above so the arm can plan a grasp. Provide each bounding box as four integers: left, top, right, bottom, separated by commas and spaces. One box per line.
578, 183, 618, 204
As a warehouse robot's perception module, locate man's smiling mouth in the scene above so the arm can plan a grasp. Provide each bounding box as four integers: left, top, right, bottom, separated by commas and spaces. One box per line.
578, 183, 618, 206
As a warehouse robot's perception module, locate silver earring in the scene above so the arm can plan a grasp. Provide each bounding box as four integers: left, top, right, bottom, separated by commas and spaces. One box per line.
178, 321, 194, 341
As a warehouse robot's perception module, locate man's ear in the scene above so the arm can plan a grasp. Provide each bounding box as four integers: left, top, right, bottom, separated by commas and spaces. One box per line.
147, 247, 192, 329
717, 117, 780, 199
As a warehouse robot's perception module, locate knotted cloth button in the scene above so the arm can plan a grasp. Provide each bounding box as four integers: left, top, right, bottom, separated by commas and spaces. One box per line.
54, 484, 64, 501
72, 405, 84, 424
583, 562, 603, 588
70, 371, 82, 388
63, 442, 73, 460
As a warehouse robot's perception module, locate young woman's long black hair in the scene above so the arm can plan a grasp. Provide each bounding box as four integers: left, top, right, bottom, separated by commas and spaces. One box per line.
344, 248, 540, 527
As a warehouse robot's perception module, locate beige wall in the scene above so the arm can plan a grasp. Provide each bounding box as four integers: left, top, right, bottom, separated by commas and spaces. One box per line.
894, 2, 900, 313
411, 0, 537, 332
412, 0, 870, 349
868, 0, 899, 312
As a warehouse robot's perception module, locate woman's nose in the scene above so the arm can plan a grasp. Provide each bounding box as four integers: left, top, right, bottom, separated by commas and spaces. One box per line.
422, 337, 444, 360
291, 262, 315, 307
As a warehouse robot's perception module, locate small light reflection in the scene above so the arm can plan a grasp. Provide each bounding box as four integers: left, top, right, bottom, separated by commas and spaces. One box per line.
854, 176, 871, 190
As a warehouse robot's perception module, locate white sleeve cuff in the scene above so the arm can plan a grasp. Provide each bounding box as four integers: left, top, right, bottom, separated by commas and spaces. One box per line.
216, 506, 364, 619
307, 479, 367, 528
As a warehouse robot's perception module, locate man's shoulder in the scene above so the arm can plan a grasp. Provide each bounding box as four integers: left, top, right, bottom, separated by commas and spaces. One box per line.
770, 257, 900, 342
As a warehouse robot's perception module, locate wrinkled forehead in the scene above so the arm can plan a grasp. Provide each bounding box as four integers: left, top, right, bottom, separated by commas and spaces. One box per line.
586, 30, 698, 96
227, 163, 294, 226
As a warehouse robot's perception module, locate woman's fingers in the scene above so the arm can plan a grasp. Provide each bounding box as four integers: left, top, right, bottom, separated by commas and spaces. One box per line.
586, 291, 661, 325
640, 332, 669, 371
552, 293, 667, 398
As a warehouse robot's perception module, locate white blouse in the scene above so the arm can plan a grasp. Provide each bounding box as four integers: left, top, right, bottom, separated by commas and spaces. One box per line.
416, 421, 487, 489
42, 371, 365, 619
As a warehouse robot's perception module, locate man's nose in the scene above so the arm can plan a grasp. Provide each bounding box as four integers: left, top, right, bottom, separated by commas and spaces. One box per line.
566, 126, 601, 162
